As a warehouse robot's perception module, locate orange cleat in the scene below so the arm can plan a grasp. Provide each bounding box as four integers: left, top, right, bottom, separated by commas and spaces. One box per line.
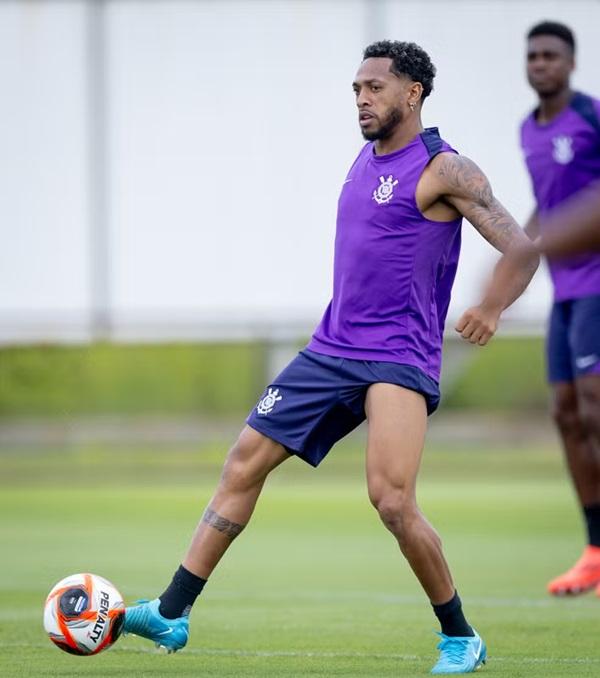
547, 545, 600, 596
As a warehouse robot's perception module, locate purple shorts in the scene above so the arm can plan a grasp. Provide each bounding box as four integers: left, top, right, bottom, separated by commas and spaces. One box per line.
547, 295, 600, 383
246, 349, 439, 467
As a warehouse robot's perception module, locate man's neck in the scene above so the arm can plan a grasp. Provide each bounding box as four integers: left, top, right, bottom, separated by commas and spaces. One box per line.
374, 119, 424, 155
537, 87, 573, 124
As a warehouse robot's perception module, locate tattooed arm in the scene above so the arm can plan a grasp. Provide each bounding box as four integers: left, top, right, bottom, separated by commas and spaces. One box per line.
431, 153, 539, 345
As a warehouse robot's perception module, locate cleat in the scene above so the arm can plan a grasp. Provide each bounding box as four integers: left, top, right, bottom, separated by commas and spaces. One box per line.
547, 546, 600, 596
431, 630, 487, 674
123, 598, 189, 652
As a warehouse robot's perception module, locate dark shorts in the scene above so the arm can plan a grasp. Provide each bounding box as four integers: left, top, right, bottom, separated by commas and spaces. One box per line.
246, 349, 440, 467
548, 295, 600, 383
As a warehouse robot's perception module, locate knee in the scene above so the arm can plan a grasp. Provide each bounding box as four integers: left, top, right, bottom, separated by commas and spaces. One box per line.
220, 447, 250, 493
369, 486, 418, 544
220, 433, 266, 492
551, 399, 582, 436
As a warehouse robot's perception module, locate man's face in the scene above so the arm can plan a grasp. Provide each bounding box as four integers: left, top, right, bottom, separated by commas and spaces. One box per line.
352, 58, 411, 141
526, 35, 574, 98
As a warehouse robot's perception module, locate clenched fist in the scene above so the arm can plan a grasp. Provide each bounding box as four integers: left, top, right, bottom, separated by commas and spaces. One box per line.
455, 305, 500, 346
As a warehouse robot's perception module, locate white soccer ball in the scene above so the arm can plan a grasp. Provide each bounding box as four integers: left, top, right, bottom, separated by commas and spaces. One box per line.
43, 573, 125, 655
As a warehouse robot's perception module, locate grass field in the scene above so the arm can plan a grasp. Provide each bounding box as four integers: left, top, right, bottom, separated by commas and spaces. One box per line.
0, 337, 548, 418
2, 434, 599, 677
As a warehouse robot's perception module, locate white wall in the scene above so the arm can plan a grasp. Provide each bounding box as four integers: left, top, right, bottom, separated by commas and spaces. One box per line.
107, 0, 363, 323
2, 0, 600, 342
0, 2, 88, 314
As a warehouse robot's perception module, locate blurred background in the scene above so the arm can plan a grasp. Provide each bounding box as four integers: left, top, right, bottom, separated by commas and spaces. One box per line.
5, 0, 600, 438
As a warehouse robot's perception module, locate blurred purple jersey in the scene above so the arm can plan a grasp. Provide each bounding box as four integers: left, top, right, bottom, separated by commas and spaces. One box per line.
520, 92, 600, 301
308, 128, 462, 384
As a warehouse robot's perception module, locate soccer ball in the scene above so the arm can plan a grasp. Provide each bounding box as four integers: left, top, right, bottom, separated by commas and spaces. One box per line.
43, 573, 125, 655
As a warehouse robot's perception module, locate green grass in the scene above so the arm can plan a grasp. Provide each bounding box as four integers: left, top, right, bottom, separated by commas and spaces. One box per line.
1, 437, 598, 676
443, 337, 547, 410
0, 337, 548, 418
0, 343, 269, 418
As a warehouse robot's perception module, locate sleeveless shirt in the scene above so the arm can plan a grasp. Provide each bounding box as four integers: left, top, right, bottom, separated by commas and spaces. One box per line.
308, 128, 462, 383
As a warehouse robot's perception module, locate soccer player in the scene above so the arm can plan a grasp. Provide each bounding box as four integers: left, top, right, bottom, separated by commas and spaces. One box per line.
520, 21, 600, 596
124, 41, 538, 673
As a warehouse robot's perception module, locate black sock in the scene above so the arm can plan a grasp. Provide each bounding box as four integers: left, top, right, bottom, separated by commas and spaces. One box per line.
432, 591, 474, 637
158, 565, 207, 619
584, 504, 600, 547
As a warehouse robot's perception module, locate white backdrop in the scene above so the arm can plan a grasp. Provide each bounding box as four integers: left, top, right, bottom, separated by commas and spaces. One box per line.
2, 0, 599, 342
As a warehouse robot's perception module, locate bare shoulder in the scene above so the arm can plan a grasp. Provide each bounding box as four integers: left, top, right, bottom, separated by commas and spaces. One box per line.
431, 153, 534, 254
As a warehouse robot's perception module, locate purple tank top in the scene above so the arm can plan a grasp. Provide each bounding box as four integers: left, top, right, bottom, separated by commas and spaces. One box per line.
308, 128, 462, 383
520, 92, 600, 301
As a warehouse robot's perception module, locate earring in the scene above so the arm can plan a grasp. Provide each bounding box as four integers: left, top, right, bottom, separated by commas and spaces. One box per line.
409, 102, 416, 112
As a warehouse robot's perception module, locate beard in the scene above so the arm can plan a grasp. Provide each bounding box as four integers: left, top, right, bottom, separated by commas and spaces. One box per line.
361, 106, 404, 141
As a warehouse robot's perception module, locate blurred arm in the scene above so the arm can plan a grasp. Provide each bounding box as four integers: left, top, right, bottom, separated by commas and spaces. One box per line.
433, 153, 540, 345
538, 183, 600, 256
524, 208, 540, 240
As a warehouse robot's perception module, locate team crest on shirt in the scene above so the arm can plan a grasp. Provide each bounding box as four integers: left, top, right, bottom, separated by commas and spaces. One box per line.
372, 174, 399, 205
256, 387, 283, 415
552, 135, 574, 164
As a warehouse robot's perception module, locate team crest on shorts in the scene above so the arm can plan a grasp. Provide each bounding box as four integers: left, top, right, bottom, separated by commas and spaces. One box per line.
257, 387, 283, 415
372, 174, 398, 204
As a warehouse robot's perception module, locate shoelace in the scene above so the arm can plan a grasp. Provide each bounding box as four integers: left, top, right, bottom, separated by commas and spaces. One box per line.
437, 637, 471, 665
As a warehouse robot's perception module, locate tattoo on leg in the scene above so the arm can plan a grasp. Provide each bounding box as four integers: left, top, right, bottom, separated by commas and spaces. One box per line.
202, 507, 245, 540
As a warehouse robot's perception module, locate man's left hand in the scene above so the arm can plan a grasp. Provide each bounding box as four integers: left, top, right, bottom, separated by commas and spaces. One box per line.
455, 305, 500, 346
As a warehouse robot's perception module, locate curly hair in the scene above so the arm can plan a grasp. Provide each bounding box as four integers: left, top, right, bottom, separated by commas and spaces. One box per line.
362, 40, 436, 99
527, 21, 576, 53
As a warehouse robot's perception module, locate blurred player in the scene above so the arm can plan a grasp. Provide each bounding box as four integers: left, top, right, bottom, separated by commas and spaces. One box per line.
124, 41, 538, 673
520, 21, 600, 596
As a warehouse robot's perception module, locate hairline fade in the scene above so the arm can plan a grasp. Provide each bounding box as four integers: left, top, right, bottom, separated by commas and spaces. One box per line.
362, 40, 436, 99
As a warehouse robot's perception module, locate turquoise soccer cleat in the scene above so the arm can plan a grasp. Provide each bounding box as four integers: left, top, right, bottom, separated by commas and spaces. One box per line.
123, 598, 189, 653
431, 630, 487, 674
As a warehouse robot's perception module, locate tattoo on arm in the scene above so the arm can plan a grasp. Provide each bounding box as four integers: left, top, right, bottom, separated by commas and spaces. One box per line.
436, 154, 526, 254
436, 153, 538, 311
202, 507, 245, 540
